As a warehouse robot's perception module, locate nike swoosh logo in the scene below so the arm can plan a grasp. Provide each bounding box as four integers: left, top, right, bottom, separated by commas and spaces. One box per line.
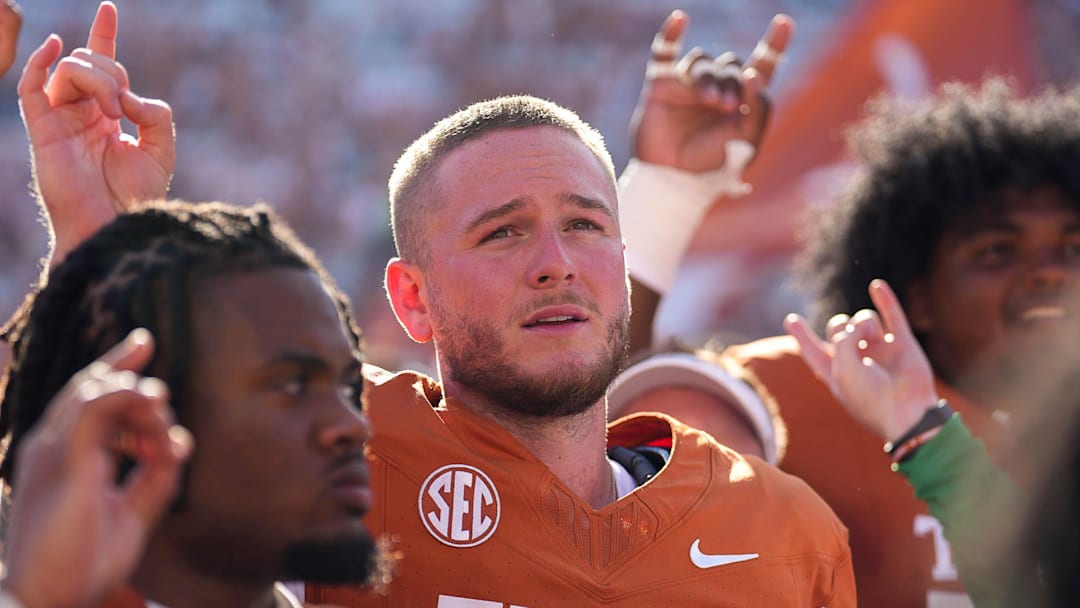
689, 539, 759, 569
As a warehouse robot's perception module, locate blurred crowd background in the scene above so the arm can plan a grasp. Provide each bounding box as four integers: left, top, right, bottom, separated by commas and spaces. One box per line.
1, 0, 1078, 374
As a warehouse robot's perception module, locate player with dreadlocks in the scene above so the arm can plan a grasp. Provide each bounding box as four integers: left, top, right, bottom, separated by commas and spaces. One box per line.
1, 200, 380, 608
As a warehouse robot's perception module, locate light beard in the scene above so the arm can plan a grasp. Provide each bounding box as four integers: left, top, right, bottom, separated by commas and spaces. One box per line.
282, 532, 379, 585
437, 301, 629, 419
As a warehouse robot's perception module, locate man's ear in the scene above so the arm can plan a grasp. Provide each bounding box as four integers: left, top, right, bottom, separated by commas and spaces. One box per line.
903, 279, 934, 334
385, 258, 434, 343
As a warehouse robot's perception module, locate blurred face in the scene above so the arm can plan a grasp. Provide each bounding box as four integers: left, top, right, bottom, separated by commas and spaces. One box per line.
166, 268, 375, 584
392, 126, 629, 418
906, 187, 1080, 403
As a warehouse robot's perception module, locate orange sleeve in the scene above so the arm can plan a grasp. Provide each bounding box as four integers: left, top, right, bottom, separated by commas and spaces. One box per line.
826, 548, 858, 607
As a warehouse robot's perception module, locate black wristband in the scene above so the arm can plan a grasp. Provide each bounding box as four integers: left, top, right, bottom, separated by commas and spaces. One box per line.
883, 399, 954, 456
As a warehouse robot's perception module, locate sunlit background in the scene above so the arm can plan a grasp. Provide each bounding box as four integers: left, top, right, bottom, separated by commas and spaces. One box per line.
1, 0, 1077, 374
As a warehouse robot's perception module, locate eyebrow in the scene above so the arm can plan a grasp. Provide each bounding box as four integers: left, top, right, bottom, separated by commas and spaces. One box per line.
560, 192, 616, 221
464, 199, 526, 234
463, 193, 616, 234
952, 218, 1080, 238
951, 219, 1020, 237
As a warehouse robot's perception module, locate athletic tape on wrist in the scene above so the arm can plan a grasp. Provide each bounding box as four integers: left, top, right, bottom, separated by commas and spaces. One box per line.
618, 140, 754, 293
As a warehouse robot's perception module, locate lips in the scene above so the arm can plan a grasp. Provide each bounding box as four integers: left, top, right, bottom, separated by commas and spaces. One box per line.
522, 305, 588, 328
1007, 291, 1072, 324
329, 459, 372, 513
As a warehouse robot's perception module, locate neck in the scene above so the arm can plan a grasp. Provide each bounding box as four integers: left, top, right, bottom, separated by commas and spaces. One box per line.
444, 381, 617, 509
134, 536, 279, 608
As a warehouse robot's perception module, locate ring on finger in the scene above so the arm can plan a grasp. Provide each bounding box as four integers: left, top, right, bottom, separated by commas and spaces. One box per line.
690, 59, 742, 83
646, 59, 680, 80
650, 32, 682, 58
750, 40, 786, 65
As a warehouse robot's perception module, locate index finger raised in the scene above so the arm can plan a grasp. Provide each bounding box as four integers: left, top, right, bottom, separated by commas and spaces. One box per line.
86, 1, 118, 59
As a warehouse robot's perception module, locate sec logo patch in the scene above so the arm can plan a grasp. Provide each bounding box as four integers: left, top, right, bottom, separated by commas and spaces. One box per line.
419, 464, 501, 547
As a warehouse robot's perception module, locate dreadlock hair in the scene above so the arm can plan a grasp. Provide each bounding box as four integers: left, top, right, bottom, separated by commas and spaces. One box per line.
0, 200, 363, 485
799, 78, 1080, 335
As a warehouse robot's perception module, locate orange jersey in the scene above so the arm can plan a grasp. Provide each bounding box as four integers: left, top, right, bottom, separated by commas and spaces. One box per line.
308, 366, 855, 607
725, 336, 1004, 608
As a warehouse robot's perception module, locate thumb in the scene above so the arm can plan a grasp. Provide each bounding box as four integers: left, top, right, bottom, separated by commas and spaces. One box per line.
784, 313, 832, 384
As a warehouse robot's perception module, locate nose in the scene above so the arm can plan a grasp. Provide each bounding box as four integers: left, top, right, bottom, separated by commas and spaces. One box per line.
530, 230, 576, 289
318, 402, 372, 451
1024, 247, 1067, 290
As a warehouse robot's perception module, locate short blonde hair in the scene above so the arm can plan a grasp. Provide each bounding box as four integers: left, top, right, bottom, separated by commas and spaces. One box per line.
388, 95, 616, 266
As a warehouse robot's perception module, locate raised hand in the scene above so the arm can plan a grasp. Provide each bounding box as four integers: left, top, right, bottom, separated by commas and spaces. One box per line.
784, 279, 939, 443
2, 330, 192, 608
18, 2, 175, 267
630, 10, 794, 173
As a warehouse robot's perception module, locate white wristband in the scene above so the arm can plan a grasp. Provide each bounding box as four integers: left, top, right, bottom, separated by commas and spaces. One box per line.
618, 140, 754, 294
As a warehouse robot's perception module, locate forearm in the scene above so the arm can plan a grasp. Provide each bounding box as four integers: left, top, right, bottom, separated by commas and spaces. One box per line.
898, 416, 1018, 607
620, 149, 751, 354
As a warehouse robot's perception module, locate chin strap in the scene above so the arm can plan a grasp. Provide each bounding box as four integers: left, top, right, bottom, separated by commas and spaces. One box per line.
607, 444, 671, 487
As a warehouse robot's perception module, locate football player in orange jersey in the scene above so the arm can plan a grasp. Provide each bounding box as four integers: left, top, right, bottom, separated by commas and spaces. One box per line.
310, 92, 854, 606
307, 9, 858, 607
307, 10, 857, 602
0, 200, 381, 608
614, 41, 1080, 605
788, 276, 1080, 607
4, 6, 381, 604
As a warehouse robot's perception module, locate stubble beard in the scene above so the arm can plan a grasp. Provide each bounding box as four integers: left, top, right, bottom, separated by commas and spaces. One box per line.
436, 299, 629, 419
